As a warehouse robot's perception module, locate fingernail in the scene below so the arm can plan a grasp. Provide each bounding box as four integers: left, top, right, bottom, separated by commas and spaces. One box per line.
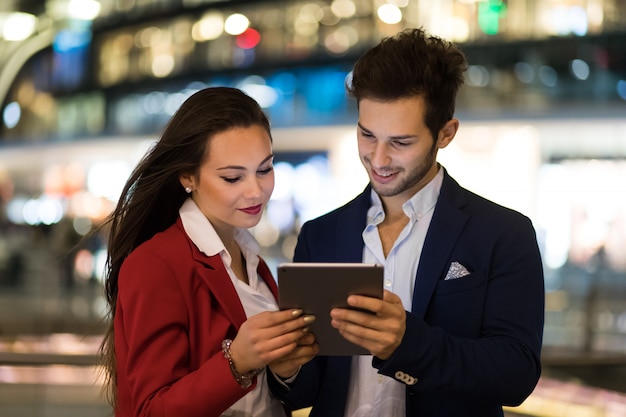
291, 309, 303, 317
303, 315, 316, 324
302, 327, 309, 333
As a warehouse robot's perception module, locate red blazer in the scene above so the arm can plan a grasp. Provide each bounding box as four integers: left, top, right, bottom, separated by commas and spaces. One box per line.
114, 218, 280, 417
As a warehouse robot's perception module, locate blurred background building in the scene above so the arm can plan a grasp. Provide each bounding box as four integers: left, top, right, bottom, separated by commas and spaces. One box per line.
0, 0, 625, 416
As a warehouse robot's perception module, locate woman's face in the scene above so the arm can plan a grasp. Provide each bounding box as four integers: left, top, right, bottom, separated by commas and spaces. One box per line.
183, 124, 274, 236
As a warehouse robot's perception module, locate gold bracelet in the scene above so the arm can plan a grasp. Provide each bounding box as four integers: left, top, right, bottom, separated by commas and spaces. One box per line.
221, 339, 263, 389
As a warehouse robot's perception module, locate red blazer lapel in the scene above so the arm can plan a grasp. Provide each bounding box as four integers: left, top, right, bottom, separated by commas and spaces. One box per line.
193, 251, 248, 330
190, 246, 278, 329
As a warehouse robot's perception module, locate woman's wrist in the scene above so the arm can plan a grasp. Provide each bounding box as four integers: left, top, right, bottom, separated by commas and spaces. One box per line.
222, 339, 263, 389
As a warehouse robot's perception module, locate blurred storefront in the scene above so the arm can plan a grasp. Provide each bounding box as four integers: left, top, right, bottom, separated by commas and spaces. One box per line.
1, 0, 626, 143
0, 0, 626, 416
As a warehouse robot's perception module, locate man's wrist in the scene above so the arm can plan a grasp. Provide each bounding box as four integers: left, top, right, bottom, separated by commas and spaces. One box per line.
270, 366, 300, 389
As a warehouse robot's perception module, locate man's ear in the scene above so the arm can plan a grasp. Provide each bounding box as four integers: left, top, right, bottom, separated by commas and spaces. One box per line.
437, 118, 459, 149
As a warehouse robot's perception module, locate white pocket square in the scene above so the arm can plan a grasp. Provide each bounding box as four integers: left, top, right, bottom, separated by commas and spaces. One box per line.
444, 261, 471, 280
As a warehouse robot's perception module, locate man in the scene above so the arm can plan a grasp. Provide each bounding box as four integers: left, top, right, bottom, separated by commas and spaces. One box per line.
268, 28, 545, 417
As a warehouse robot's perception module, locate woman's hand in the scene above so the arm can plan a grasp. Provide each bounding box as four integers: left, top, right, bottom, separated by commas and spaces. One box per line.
229, 309, 318, 374
268, 331, 318, 379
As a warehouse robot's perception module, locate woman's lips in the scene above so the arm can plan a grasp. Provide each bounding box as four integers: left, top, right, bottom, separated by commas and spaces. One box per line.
240, 204, 262, 215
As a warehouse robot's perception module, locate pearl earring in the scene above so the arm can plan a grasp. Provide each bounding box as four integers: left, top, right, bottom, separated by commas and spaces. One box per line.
185, 186, 192, 194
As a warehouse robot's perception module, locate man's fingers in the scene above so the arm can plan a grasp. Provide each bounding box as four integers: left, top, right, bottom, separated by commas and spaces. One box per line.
383, 289, 402, 304
345, 290, 402, 315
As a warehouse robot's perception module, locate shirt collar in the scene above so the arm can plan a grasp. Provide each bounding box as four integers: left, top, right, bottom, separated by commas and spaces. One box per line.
367, 165, 444, 225
178, 198, 260, 267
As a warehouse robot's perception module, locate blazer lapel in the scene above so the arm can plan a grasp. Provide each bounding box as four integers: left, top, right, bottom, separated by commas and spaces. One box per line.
193, 251, 248, 329
412, 172, 469, 318
192, 249, 279, 330
334, 187, 372, 262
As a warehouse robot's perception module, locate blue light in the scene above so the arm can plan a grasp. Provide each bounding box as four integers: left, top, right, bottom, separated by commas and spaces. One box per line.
617, 80, 626, 101
3, 101, 21, 129
570, 59, 590, 80
53, 29, 91, 53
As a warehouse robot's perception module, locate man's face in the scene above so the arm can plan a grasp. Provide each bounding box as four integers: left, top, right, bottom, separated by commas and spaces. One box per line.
357, 96, 440, 207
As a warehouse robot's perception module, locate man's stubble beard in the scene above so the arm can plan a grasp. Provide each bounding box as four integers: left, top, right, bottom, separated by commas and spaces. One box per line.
370, 141, 438, 198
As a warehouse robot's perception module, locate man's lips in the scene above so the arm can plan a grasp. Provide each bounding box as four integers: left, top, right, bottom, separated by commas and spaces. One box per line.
371, 169, 397, 184
239, 204, 263, 215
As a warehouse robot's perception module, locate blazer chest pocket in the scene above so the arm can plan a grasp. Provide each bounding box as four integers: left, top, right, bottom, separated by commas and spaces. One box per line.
429, 272, 488, 337
434, 271, 486, 295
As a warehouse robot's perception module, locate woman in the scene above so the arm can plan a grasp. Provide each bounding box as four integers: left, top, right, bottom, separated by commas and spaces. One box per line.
99, 87, 318, 417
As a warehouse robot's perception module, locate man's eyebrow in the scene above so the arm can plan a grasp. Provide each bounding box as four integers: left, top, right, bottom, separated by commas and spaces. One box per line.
357, 122, 372, 134
357, 122, 416, 140
216, 154, 274, 171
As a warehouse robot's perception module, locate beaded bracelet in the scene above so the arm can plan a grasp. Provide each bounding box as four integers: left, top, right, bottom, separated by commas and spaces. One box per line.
221, 339, 264, 389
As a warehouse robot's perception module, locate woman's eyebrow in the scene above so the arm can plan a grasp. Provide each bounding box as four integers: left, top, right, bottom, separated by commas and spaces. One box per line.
216, 154, 274, 171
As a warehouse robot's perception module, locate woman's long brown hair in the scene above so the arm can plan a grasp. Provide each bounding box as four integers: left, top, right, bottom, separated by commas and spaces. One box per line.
95, 87, 271, 408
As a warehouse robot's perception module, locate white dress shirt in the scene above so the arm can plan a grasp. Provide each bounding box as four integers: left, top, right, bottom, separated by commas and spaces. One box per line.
343, 168, 443, 417
179, 198, 284, 417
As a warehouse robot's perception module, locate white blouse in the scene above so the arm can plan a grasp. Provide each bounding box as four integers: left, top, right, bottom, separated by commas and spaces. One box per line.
179, 198, 283, 417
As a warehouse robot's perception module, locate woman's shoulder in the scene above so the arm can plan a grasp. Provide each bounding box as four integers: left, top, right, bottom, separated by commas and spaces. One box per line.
127, 221, 191, 262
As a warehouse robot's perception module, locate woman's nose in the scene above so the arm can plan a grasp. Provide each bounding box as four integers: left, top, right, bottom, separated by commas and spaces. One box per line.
244, 178, 263, 198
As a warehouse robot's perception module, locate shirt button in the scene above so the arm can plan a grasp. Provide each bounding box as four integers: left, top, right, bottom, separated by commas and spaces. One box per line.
385, 279, 392, 287
378, 375, 383, 384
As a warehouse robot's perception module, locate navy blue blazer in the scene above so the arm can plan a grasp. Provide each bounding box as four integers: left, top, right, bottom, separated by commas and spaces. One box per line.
269, 169, 545, 417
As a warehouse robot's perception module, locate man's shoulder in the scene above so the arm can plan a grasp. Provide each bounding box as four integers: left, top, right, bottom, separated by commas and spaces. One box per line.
441, 172, 533, 227
464, 187, 528, 218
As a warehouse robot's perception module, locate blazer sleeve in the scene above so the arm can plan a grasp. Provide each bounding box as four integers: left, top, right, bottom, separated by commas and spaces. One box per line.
116, 250, 252, 417
373, 213, 545, 406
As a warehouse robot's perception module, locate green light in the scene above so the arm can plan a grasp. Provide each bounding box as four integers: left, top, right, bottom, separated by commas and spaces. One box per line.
478, 0, 507, 36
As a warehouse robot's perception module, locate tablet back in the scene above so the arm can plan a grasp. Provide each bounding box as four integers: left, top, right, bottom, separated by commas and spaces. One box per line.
278, 263, 383, 356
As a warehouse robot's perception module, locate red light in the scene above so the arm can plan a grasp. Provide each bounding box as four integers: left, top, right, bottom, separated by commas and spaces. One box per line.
236, 28, 261, 49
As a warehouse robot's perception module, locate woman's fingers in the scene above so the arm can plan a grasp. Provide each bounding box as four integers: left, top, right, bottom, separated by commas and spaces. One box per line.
234, 310, 317, 368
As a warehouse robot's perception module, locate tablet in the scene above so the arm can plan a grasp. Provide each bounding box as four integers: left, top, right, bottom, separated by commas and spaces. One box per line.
277, 262, 384, 356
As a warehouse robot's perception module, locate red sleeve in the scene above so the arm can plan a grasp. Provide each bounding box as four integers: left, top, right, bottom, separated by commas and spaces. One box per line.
115, 250, 255, 417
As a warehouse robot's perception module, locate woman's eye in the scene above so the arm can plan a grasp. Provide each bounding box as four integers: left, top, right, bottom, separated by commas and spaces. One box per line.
222, 177, 241, 184
258, 166, 274, 175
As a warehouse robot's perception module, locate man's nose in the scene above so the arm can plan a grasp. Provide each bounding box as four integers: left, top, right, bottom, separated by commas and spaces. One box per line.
370, 141, 391, 167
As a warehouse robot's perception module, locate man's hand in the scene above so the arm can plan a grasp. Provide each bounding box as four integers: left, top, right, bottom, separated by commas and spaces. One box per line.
330, 290, 406, 359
